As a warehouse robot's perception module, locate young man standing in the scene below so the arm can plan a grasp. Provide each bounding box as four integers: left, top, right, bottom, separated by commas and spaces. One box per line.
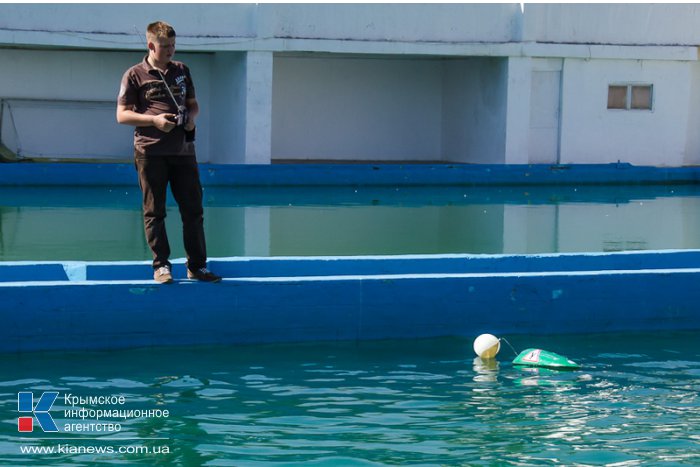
117, 21, 221, 284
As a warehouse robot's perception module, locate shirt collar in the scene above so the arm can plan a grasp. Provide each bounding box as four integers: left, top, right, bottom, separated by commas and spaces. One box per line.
141, 54, 175, 74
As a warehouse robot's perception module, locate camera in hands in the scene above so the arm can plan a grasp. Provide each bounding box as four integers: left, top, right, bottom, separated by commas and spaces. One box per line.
173, 106, 189, 127
167, 106, 195, 142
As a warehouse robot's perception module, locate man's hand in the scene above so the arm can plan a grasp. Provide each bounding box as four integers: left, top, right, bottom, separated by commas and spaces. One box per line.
152, 113, 177, 133
116, 106, 180, 133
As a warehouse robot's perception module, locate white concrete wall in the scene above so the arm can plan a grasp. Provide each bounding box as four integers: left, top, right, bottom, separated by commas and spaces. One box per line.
209, 52, 247, 164
0, 48, 213, 161
0, 4, 257, 46
210, 51, 273, 164
504, 57, 532, 164
442, 58, 508, 163
272, 56, 444, 161
528, 59, 563, 164
0, 48, 134, 159
273, 55, 514, 164
0, 4, 520, 50
258, 4, 521, 43
559, 58, 692, 166
9, 4, 700, 50
524, 4, 700, 46
244, 52, 274, 164
684, 62, 700, 166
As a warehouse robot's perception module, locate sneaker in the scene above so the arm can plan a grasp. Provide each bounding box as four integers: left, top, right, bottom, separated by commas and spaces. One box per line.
187, 267, 222, 283
154, 265, 173, 284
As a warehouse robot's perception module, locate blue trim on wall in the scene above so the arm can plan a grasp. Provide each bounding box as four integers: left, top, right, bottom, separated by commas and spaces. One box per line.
2, 162, 700, 187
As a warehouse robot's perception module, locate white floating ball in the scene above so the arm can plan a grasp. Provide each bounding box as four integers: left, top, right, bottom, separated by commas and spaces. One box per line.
473, 334, 500, 359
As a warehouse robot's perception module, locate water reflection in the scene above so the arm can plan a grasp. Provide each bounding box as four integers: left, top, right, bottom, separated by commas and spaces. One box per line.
1, 184, 700, 260
472, 357, 499, 383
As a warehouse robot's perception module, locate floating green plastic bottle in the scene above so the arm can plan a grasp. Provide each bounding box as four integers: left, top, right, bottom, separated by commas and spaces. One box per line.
512, 348, 580, 370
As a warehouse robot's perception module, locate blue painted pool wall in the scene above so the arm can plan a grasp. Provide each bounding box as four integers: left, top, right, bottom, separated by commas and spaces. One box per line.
209, 251, 700, 277
33, 250, 700, 282
0, 264, 68, 282
3, 269, 700, 352
3, 162, 700, 186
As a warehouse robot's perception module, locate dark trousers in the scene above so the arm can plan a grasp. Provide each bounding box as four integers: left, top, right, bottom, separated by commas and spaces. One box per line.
135, 154, 207, 271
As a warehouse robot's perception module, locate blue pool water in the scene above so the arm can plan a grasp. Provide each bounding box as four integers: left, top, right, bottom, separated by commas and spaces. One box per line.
2, 332, 699, 465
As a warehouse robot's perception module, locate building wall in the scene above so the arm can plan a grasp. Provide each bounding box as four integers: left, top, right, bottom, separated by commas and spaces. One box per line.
272, 55, 511, 163
1, 4, 700, 166
523, 4, 700, 45
3, 48, 695, 166
504, 57, 532, 164
6, 4, 700, 49
528, 59, 563, 164
257, 3, 521, 43
0, 4, 258, 44
0, 48, 133, 160
684, 62, 700, 166
0, 48, 213, 161
442, 58, 508, 164
272, 55, 444, 162
209, 52, 247, 164
559, 58, 692, 166
209, 51, 273, 165
0, 4, 520, 48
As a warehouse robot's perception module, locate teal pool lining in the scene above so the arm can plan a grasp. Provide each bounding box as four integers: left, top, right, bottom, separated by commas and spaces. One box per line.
2, 162, 700, 187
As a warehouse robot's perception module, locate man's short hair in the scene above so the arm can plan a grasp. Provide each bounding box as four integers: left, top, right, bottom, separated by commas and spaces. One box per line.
146, 21, 176, 42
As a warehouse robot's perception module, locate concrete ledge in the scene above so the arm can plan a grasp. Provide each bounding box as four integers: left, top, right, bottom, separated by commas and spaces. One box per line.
77, 250, 700, 281
2, 162, 700, 187
0, 263, 68, 282
2, 250, 700, 352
